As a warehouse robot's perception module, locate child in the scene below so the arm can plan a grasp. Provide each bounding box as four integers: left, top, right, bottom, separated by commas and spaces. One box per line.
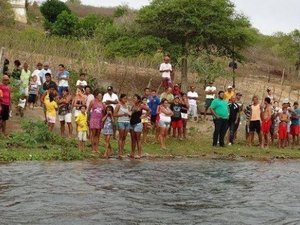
44, 93, 58, 132
278, 107, 289, 148
170, 96, 183, 140
28, 75, 39, 109
141, 97, 151, 144
17, 95, 27, 117
75, 105, 88, 151
76, 73, 88, 89
102, 105, 114, 158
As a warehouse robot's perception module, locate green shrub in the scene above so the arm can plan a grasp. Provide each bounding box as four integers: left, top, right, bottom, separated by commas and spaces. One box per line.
52, 11, 79, 37
40, 0, 71, 23
0, 0, 15, 27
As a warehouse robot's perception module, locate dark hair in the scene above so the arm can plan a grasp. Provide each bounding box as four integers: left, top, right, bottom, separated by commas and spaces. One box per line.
58, 64, 65, 68
80, 105, 87, 110
45, 73, 51, 77
105, 105, 114, 115
218, 91, 224, 95
80, 73, 86, 76
151, 89, 156, 92
63, 87, 69, 93
144, 87, 150, 91
14, 60, 21, 67
142, 96, 147, 101
120, 94, 127, 99
264, 97, 271, 104
180, 92, 186, 97
49, 93, 55, 102
37, 62, 43, 67
160, 98, 168, 105
85, 85, 92, 91
134, 94, 142, 102
93, 89, 101, 97
4, 59, 9, 65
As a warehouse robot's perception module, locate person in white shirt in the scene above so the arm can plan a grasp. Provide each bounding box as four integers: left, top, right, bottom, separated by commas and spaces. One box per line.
76, 73, 88, 89
187, 86, 199, 121
159, 56, 173, 89
103, 86, 119, 139
31, 62, 43, 87
40, 62, 52, 85
204, 81, 217, 120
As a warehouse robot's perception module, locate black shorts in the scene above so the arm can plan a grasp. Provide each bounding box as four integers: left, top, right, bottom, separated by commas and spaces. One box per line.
249, 120, 261, 134
151, 115, 157, 124
205, 98, 214, 109
28, 94, 37, 103
1, 104, 9, 121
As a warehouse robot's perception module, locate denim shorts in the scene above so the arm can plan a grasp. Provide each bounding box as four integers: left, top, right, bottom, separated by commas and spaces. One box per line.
130, 123, 143, 133
118, 122, 130, 130
158, 121, 170, 128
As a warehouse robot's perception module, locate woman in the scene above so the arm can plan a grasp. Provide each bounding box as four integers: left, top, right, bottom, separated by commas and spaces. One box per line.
180, 93, 189, 139
114, 94, 131, 159
73, 88, 87, 119
44, 92, 58, 132
130, 95, 150, 159
141, 96, 151, 144
87, 90, 105, 153
157, 98, 173, 150
58, 88, 73, 137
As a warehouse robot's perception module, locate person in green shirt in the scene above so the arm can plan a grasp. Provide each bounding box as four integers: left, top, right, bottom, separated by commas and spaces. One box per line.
210, 91, 229, 147
20, 62, 31, 97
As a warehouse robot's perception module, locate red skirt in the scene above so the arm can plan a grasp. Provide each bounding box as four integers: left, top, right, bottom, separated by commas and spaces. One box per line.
261, 119, 272, 134
290, 125, 300, 136
278, 122, 288, 140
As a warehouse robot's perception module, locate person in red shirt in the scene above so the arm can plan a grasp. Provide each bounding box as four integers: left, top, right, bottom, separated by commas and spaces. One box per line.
172, 84, 181, 96
0, 75, 12, 135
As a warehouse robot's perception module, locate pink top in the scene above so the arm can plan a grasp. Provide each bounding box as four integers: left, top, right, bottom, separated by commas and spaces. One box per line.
0, 84, 11, 106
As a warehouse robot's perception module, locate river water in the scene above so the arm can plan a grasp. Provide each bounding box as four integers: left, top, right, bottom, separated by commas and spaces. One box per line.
1, 160, 300, 225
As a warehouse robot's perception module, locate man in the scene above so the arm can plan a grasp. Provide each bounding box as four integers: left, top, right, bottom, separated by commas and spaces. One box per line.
40, 62, 52, 85
266, 88, 276, 103
261, 97, 273, 148
0, 75, 12, 135
31, 62, 43, 87
187, 86, 199, 121
290, 102, 300, 146
204, 81, 216, 120
43, 73, 57, 92
148, 89, 160, 126
160, 87, 174, 103
227, 96, 240, 145
224, 86, 235, 102
103, 86, 119, 108
159, 55, 173, 89
143, 87, 151, 99
248, 96, 262, 146
210, 91, 229, 147
57, 64, 70, 97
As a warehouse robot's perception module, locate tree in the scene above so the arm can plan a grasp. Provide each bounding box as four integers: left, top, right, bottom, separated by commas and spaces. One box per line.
137, 0, 254, 91
79, 14, 112, 38
40, 0, 71, 23
52, 11, 79, 37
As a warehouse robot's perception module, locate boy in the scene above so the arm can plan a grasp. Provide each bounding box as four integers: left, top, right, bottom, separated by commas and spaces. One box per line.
28, 75, 39, 109
170, 96, 183, 140
16, 95, 27, 117
75, 105, 88, 151
76, 73, 88, 89
290, 102, 300, 147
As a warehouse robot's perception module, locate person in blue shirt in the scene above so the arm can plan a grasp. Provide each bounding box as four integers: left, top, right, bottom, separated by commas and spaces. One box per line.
290, 102, 300, 146
148, 89, 160, 141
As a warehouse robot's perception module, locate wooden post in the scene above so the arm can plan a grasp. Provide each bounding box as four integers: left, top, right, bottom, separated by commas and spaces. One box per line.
0, 47, 5, 73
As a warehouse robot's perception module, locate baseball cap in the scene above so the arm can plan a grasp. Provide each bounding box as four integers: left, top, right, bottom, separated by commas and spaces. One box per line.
228, 85, 233, 89
107, 86, 113, 90
282, 98, 289, 104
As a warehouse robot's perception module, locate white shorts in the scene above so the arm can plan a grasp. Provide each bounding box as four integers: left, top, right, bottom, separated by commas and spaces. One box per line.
188, 105, 198, 117
47, 115, 56, 124
58, 113, 72, 123
74, 109, 81, 118
78, 131, 87, 141
20, 86, 29, 96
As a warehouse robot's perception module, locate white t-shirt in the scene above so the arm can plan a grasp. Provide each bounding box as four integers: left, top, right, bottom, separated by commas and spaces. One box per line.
86, 94, 95, 110
103, 93, 119, 109
159, 63, 172, 79
57, 70, 70, 87
187, 91, 199, 106
40, 68, 52, 84
76, 80, 88, 87
205, 86, 216, 99
18, 98, 27, 108
31, 69, 42, 86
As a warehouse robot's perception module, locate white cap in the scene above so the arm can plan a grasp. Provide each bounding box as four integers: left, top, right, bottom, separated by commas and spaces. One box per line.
227, 85, 233, 89
282, 98, 289, 104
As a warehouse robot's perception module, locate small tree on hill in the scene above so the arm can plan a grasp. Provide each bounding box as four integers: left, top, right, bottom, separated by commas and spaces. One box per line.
137, 0, 254, 91
40, 0, 71, 23
52, 11, 79, 37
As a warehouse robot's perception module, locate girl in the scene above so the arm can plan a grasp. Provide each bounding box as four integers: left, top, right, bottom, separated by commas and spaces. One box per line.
114, 94, 131, 159
157, 98, 173, 150
87, 90, 105, 153
44, 92, 58, 132
278, 106, 289, 148
180, 93, 189, 139
28, 75, 39, 110
73, 88, 87, 119
129, 94, 150, 159
141, 96, 151, 144
102, 105, 114, 158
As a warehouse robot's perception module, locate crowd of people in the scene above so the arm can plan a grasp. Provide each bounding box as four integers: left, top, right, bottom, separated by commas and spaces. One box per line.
0, 56, 299, 159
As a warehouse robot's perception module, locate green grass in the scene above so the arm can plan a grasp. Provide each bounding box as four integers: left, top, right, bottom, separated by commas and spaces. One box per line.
0, 131, 299, 162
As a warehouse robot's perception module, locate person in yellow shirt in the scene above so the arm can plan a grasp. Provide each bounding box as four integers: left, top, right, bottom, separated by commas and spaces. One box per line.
44, 93, 58, 132
224, 86, 235, 102
75, 105, 88, 151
